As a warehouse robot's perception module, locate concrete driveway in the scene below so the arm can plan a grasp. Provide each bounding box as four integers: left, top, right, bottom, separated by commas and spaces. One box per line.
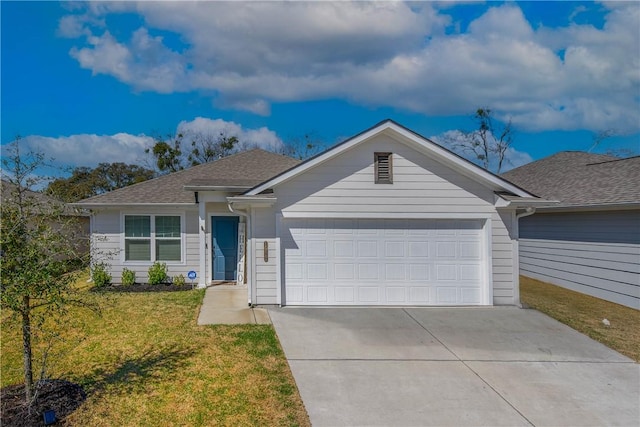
269, 307, 639, 427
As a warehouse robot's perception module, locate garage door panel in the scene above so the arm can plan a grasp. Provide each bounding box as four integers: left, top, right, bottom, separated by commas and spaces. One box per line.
461, 287, 481, 303
358, 264, 379, 280
386, 287, 406, 302
410, 264, 429, 281
287, 286, 303, 303
283, 219, 486, 306
460, 265, 481, 281
460, 241, 481, 259
335, 286, 354, 302
358, 286, 379, 302
335, 263, 355, 279
437, 288, 458, 304
286, 263, 303, 279
384, 241, 406, 257
409, 287, 430, 303
385, 264, 406, 280
334, 240, 354, 257
436, 241, 457, 258
307, 287, 328, 302
306, 240, 327, 257
409, 242, 429, 257
357, 241, 378, 257
436, 265, 457, 281
307, 264, 328, 280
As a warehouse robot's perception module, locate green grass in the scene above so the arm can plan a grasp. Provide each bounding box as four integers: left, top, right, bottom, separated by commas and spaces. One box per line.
521, 276, 640, 362
1, 272, 310, 426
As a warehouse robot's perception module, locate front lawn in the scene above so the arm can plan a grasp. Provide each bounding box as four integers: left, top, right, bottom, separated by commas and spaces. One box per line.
520, 276, 640, 362
1, 273, 310, 426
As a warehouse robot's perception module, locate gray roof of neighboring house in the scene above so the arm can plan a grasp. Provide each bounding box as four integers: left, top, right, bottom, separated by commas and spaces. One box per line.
76, 149, 300, 205
502, 151, 640, 207
1, 179, 85, 216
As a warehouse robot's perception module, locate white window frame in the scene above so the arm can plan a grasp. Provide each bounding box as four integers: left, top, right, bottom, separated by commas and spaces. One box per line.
121, 213, 186, 265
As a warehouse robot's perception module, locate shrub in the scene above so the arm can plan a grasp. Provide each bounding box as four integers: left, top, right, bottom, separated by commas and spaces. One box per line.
148, 262, 168, 285
91, 264, 111, 287
173, 274, 186, 286
121, 268, 136, 286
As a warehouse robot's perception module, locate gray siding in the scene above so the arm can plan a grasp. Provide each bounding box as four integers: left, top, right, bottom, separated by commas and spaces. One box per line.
519, 211, 640, 309
92, 208, 200, 284
252, 207, 278, 304
521, 210, 640, 244
493, 211, 516, 305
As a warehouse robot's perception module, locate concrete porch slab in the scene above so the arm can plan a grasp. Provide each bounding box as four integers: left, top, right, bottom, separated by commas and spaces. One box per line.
197, 286, 271, 325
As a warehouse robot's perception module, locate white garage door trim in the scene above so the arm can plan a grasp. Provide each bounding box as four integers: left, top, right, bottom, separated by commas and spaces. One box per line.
276, 215, 493, 306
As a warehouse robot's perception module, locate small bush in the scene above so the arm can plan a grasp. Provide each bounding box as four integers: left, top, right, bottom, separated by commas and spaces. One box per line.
173, 274, 186, 286
92, 264, 111, 287
122, 268, 136, 286
148, 262, 168, 285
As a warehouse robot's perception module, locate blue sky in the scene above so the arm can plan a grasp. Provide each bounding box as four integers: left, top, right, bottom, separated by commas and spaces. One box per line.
2, 1, 639, 176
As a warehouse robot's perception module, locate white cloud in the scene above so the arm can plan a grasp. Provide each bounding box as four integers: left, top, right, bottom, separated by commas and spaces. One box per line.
18, 119, 283, 168
62, 1, 640, 132
21, 133, 155, 167
432, 129, 533, 173
177, 117, 283, 150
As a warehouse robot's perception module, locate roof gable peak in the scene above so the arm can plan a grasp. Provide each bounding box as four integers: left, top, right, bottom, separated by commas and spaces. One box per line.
245, 119, 534, 198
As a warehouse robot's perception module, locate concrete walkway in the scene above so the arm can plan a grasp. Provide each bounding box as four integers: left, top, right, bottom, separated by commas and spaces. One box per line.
197, 285, 271, 325
270, 307, 639, 427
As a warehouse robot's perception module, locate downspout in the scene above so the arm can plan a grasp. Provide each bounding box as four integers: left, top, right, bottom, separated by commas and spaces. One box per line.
516, 206, 536, 219
228, 202, 251, 306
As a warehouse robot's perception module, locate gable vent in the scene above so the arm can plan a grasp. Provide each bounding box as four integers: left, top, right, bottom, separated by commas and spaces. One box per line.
374, 152, 393, 184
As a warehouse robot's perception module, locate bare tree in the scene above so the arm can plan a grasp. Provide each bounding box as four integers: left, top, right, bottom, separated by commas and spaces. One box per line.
280, 132, 326, 160
444, 107, 515, 174
587, 129, 617, 153
187, 132, 239, 166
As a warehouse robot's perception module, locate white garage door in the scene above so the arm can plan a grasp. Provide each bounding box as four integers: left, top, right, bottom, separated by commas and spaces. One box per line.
282, 218, 487, 306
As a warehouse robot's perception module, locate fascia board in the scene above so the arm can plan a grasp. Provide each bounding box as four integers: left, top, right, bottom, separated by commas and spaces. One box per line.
535, 202, 640, 213
70, 203, 195, 208
227, 196, 276, 207
184, 185, 250, 191
385, 123, 535, 197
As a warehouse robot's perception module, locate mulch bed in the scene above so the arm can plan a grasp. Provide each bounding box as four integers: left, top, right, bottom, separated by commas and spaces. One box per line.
1, 379, 86, 426
95, 283, 196, 293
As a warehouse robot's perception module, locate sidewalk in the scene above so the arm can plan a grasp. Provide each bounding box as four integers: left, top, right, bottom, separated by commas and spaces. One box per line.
197, 284, 271, 325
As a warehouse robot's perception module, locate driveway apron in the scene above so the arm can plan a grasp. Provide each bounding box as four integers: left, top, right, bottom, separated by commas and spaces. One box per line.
269, 307, 639, 427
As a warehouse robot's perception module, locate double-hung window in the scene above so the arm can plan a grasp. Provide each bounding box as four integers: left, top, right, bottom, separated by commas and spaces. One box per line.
124, 215, 182, 262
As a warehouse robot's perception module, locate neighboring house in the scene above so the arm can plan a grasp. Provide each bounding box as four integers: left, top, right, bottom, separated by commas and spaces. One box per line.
1, 179, 91, 257
75, 120, 544, 306
503, 152, 640, 310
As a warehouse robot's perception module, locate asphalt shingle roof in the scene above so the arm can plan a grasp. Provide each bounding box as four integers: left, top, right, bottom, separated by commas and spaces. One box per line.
1, 179, 83, 215
502, 151, 640, 207
76, 149, 300, 205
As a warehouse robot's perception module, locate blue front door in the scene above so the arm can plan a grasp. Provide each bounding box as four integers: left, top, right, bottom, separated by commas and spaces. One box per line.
212, 216, 239, 280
